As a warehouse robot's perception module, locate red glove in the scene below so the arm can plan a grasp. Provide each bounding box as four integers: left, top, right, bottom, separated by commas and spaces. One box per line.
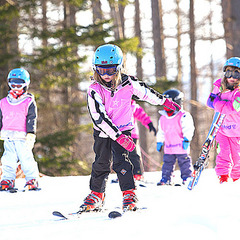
163, 98, 181, 112
116, 134, 135, 152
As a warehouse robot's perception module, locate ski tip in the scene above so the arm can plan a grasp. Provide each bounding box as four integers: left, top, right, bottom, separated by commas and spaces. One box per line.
52, 211, 68, 219
108, 211, 122, 219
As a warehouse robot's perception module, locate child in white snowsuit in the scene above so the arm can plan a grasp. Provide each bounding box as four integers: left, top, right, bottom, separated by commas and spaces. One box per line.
156, 89, 194, 185
0, 68, 39, 191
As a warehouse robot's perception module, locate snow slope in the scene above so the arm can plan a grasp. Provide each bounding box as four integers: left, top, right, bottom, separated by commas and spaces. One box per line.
1, 169, 240, 240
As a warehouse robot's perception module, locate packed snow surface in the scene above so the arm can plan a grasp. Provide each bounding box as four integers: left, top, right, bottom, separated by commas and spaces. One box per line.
1, 169, 240, 240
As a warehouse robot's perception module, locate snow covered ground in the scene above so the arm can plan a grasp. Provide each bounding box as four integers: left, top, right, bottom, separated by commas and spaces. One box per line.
1, 169, 240, 240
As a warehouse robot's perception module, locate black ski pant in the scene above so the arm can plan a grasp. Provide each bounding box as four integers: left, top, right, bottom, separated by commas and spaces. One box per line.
129, 138, 144, 175
90, 129, 135, 192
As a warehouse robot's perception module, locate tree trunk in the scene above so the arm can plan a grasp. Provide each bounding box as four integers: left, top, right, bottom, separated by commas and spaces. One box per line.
134, 0, 149, 171
189, 0, 199, 163
175, 0, 183, 90
221, 0, 240, 57
151, 0, 166, 79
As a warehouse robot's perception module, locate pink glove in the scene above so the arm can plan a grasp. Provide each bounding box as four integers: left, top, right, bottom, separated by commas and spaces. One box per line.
116, 134, 135, 152
163, 98, 181, 112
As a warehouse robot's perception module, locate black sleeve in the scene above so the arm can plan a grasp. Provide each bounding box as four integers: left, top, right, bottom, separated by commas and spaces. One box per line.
26, 101, 37, 134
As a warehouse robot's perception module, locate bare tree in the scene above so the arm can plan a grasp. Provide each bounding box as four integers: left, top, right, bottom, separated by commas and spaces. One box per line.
189, 0, 199, 162
92, 0, 103, 23
151, 0, 166, 79
175, 0, 183, 90
109, 0, 124, 39
221, 0, 240, 57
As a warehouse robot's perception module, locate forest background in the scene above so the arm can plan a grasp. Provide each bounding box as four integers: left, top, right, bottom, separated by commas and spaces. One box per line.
0, 0, 239, 176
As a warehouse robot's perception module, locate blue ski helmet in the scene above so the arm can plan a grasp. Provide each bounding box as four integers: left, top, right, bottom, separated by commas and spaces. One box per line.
223, 57, 240, 72
7, 68, 30, 88
92, 44, 123, 71
163, 89, 184, 106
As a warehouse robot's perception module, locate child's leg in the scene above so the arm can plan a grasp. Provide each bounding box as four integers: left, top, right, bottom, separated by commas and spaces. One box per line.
1, 140, 18, 180
128, 139, 143, 176
90, 133, 112, 193
112, 139, 135, 191
229, 137, 240, 180
15, 140, 39, 181
215, 133, 232, 177
177, 154, 192, 180
161, 154, 176, 182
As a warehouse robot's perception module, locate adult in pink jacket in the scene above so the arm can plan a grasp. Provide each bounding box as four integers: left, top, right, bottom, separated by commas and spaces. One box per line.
207, 57, 240, 184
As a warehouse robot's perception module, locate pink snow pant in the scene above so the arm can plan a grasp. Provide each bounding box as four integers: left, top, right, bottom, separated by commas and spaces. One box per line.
215, 132, 240, 179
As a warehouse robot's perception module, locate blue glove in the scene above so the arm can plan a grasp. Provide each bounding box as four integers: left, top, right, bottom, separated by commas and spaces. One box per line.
182, 137, 190, 150
157, 142, 163, 152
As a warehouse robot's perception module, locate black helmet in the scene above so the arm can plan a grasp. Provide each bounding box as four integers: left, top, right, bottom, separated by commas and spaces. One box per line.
163, 89, 183, 106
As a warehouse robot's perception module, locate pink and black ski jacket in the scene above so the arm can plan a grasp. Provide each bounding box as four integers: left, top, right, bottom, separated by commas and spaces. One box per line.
87, 74, 165, 140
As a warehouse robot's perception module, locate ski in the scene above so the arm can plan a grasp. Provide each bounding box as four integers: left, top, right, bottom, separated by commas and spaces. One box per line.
188, 112, 226, 190
0, 187, 41, 193
52, 207, 104, 220
111, 178, 154, 188
108, 207, 147, 219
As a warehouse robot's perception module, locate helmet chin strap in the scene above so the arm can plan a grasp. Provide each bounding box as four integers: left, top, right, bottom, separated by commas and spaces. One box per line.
9, 89, 25, 99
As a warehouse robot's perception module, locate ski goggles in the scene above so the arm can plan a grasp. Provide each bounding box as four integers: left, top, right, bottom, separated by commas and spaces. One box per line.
8, 78, 26, 89
10, 83, 25, 89
224, 70, 240, 79
95, 65, 118, 76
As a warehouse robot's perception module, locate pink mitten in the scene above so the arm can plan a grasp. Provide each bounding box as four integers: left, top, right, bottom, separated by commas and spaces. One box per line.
116, 134, 135, 152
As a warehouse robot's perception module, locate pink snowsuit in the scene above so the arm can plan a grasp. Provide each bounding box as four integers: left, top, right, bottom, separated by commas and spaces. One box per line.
207, 79, 240, 179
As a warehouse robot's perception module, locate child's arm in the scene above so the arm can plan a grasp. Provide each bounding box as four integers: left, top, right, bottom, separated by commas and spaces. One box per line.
207, 79, 221, 109
133, 102, 156, 135
26, 100, 37, 134
130, 77, 180, 111
26, 97, 37, 150
156, 118, 164, 151
213, 91, 240, 114
87, 90, 122, 140
181, 112, 195, 141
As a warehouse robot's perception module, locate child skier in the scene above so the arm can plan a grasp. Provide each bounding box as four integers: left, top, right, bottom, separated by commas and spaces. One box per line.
0, 68, 39, 191
130, 99, 156, 180
156, 89, 194, 185
207, 57, 240, 183
81, 44, 180, 211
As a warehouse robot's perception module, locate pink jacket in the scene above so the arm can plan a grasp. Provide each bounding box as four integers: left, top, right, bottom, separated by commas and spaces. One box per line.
131, 100, 151, 139
87, 74, 166, 140
0, 93, 37, 140
207, 79, 240, 137
157, 110, 195, 154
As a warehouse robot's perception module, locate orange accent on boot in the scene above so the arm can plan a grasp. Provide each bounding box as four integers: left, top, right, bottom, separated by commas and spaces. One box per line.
219, 175, 229, 184
0, 180, 15, 190
82, 191, 105, 210
25, 179, 38, 190
122, 189, 137, 210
